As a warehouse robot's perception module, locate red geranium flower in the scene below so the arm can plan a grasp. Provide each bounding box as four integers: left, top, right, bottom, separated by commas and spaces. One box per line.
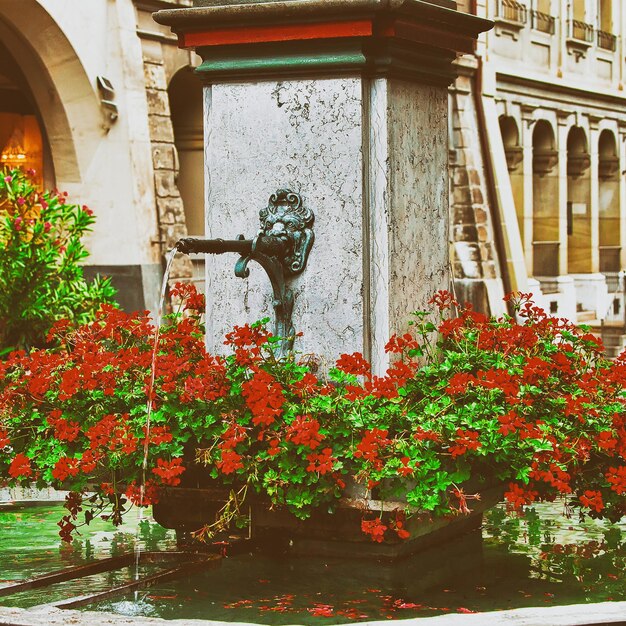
8, 453, 32, 479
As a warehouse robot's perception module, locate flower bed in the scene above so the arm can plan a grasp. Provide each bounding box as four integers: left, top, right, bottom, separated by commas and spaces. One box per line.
0, 287, 625, 545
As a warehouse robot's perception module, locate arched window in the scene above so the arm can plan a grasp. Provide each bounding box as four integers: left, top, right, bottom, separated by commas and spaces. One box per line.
572, 0, 586, 21
532, 120, 559, 277
598, 129, 620, 272
566, 126, 592, 274
598, 0, 613, 32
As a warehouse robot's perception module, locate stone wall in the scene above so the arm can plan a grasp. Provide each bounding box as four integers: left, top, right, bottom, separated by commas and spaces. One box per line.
142, 54, 193, 282
449, 60, 506, 314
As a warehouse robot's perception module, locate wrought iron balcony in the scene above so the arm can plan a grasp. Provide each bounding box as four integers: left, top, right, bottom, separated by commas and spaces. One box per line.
568, 19, 594, 43
496, 0, 528, 25
597, 30, 617, 52
531, 10, 555, 34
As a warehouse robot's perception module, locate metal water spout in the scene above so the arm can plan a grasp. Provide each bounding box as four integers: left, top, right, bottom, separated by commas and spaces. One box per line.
176, 189, 314, 354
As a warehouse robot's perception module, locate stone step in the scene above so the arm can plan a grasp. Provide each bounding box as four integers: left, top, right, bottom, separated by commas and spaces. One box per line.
577, 310, 597, 323
590, 324, 626, 358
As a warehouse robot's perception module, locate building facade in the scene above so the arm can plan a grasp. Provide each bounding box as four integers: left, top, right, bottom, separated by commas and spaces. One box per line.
2, 0, 626, 351
0, 0, 203, 314
452, 0, 626, 350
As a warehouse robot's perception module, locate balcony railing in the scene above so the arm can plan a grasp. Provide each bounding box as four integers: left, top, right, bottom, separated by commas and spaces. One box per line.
568, 19, 594, 43
497, 0, 528, 24
597, 30, 617, 51
531, 10, 555, 34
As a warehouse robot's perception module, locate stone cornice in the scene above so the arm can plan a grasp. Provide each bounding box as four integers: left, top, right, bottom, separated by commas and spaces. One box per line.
155, 1, 467, 31
496, 72, 626, 113
135, 0, 192, 11
153, 0, 492, 86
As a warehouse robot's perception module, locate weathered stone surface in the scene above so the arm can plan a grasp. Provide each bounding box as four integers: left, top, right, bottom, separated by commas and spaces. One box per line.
160, 222, 188, 247
471, 186, 484, 204
157, 196, 186, 224
1, 600, 626, 625
169, 254, 194, 280
453, 223, 479, 242
146, 88, 170, 116
204, 78, 364, 362
149, 115, 175, 143
152, 143, 177, 171
449, 85, 504, 311
202, 75, 450, 371
154, 170, 178, 197
385, 79, 449, 361
144, 61, 168, 91
453, 184, 472, 205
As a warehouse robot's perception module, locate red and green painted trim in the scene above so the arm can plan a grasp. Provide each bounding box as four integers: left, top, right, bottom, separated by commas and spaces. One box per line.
180, 19, 374, 48
154, 1, 492, 85
180, 16, 475, 57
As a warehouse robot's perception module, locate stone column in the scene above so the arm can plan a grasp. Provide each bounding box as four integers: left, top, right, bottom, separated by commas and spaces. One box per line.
155, 0, 491, 372
589, 121, 601, 274
620, 124, 626, 270
557, 114, 571, 276
521, 113, 535, 274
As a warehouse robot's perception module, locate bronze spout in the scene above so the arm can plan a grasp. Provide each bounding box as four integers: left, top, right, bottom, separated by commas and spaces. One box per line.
176, 235, 289, 258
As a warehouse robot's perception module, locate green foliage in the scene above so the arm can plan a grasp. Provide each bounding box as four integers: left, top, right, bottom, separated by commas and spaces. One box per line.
0, 286, 625, 544
0, 167, 116, 353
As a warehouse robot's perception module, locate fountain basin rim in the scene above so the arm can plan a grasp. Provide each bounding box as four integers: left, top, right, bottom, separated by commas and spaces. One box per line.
1, 600, 626, 626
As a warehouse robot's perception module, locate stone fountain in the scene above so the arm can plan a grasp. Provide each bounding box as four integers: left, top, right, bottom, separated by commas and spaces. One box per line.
153, 0, 493, 557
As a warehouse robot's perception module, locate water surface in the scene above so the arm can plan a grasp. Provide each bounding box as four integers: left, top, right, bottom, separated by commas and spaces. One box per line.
0, 500, 624, 622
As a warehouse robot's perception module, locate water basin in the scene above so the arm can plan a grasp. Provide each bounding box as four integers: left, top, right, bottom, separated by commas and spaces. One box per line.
0, 500, 624, 623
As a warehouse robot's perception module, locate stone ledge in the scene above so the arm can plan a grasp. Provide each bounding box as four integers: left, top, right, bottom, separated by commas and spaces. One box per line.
0, 601, 625, 626
154, 1, 473, 31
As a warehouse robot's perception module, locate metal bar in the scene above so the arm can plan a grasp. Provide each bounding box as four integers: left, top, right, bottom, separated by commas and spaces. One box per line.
176, 235, 289, 257
0, 552, 218, 599
0, 554, 134, 597
48, 556, 221, 610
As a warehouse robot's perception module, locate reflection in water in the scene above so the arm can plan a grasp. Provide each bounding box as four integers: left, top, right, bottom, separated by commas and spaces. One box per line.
0, 501, 624, 622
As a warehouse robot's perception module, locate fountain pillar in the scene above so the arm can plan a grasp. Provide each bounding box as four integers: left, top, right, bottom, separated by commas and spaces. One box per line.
154, 0, 491, 373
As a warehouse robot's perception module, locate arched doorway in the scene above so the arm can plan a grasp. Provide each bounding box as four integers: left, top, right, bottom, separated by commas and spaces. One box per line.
567, 126, 591, 274
598, 129, 620, 273
0, 40, 49, 187
168, 67, 204, 237
0, 1, 164, 314
168, 66, 204, 289
532, 120, 559, 277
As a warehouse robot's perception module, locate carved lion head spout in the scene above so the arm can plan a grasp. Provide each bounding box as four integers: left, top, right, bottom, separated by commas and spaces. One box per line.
259, 189, 315, 275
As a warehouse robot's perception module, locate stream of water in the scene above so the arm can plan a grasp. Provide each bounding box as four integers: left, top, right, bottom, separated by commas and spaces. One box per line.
134, 246, 178, 584
0, 501, 624, 622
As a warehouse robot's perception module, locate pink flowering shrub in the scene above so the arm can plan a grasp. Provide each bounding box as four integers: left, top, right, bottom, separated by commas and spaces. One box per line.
0, 167, 115, 353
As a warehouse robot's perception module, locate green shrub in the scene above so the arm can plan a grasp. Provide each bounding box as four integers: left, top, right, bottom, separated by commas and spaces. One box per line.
0, 168, 116, 354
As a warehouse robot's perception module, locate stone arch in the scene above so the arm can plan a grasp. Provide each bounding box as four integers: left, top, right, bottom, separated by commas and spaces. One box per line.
532, 119, 559, 276
168, 66, 204, 237
567, 126, 592, 274
0, 0, 103, 186
598, 129, 620, 272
